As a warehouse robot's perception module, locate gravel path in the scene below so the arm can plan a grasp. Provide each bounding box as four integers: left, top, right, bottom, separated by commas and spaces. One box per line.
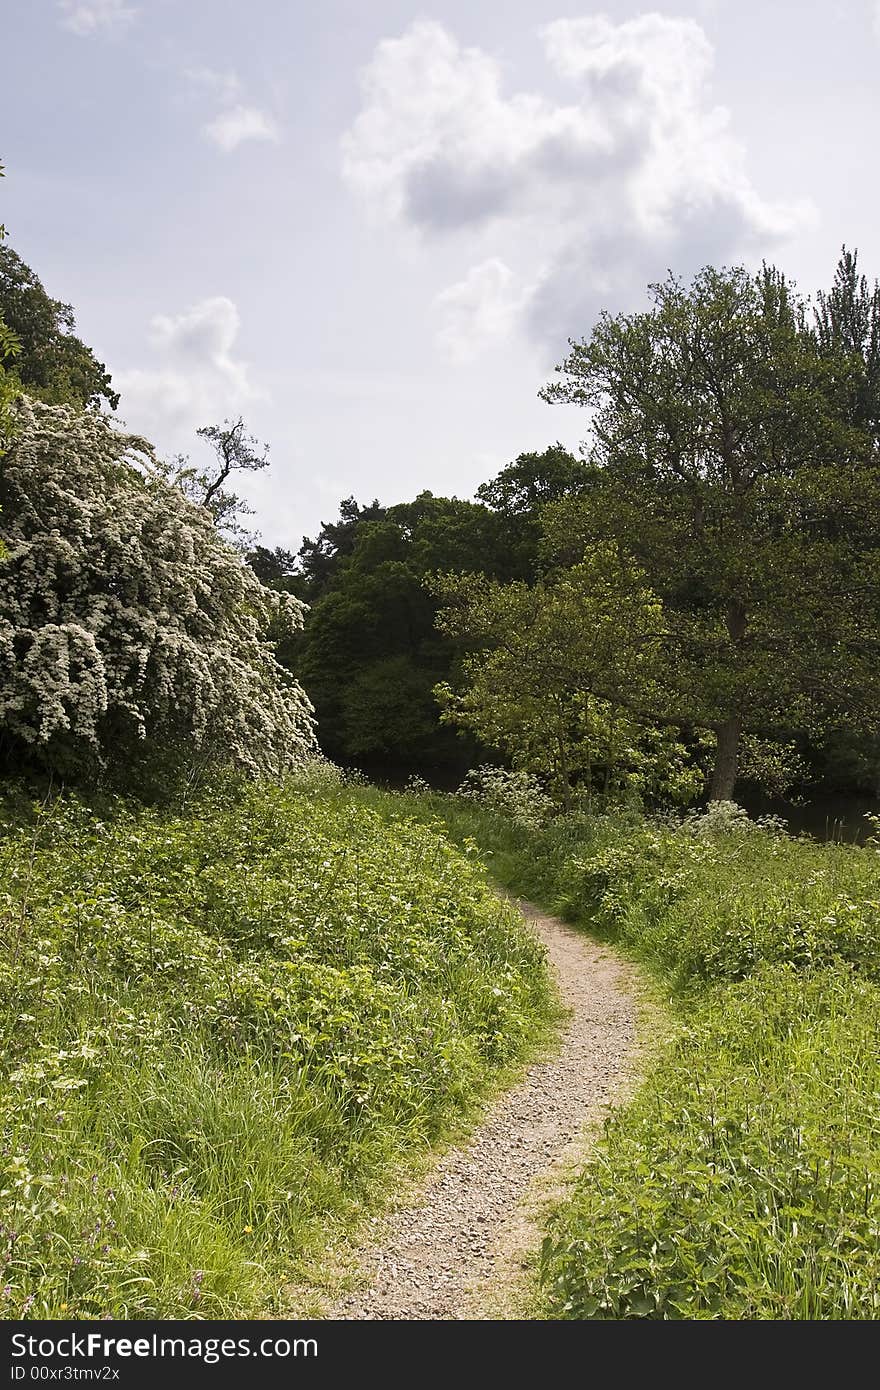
329, 899, 639, 1320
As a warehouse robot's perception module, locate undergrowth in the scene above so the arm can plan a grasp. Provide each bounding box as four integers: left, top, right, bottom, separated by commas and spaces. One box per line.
0, 765, 554, 1318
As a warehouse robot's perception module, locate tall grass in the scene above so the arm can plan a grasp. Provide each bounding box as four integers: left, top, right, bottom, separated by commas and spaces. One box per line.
0, 766, 554, 1318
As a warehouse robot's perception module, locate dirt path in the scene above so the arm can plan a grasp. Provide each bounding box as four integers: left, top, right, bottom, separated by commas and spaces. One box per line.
328, 899, 640, 1320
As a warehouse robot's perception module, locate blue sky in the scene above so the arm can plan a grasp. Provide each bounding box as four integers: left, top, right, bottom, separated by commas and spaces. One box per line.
3, 1, 879, 547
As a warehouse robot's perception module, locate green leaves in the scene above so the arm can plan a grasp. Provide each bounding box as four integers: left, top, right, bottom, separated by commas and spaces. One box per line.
540, 965, 880, 1319
432, 544, 678, 806
289, 490, 530, 766
0, 242, 118, 411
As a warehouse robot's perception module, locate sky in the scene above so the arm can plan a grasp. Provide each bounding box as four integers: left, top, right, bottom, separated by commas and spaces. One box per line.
2, 0, 879, 548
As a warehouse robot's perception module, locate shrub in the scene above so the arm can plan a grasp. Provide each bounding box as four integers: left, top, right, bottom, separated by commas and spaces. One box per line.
679, 798, 789, 838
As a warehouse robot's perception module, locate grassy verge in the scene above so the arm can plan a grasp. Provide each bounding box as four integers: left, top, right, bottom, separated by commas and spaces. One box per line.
382, 790, 880, 1319
0, 766, 554, 1319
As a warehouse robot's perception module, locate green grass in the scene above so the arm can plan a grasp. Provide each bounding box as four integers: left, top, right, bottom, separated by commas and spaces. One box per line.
385, 790, 880, 1319
9, 766, 878, 1320
0, 765, 555, 1319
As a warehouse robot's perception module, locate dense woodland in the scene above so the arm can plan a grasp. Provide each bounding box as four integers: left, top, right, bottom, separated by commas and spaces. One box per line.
252, 256, 880, 811
3, 149, 880, 1320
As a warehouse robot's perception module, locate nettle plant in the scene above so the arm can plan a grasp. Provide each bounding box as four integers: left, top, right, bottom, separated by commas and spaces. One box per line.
0, 398, 316, 781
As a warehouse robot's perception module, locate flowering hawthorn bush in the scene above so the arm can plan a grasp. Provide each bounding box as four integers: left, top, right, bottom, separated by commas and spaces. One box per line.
0, 397, 316, 779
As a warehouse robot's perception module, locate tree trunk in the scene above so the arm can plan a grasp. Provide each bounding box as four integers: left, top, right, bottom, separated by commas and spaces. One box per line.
709, 714, 742, 801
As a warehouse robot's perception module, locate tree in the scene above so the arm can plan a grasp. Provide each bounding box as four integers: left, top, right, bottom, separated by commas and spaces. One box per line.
0, 397, 316, 784
295, 496, 387, 597
0, 242, 118, 410
541, 264, 880, 799
474, 444, 592, 580
247, 545, 300, 589
167, 416, 271, 548
475, 444, 590, 515
0, 163, 21, 446
291, 492, 519, 768
813, 246, 880, 449
432, 545, 685, 808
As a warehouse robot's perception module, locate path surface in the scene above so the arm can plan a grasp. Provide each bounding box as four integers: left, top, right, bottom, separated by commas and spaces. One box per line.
329, 899, 638, 1320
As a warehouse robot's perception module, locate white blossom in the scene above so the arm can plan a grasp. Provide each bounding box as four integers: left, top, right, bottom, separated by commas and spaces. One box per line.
0, 398, 316, 778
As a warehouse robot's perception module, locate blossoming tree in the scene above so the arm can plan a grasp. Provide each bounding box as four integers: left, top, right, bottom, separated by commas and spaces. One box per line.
0, 398, 316, 781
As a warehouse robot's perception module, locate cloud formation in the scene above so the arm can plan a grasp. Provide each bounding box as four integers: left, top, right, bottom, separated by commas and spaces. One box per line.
115, 296, 264, 451
342, 16, 813, 355
58, 0, 136, 36
202, 103, 280, 152
435, 259, 528, 363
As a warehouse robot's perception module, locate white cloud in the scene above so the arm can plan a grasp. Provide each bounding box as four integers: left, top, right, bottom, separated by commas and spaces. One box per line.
341, 20, 618, 231
435, 259, 528, 363
115, 297, 265, 451
342, 16, 813, 354
202, 104, 280, 153
58, 0, 136, 36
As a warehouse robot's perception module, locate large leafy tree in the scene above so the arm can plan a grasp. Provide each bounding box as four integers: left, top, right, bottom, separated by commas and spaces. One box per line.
0, 242, 118, 410
295, 496, 387, 598
432, 545, 698, 807
0, 398, 315, 784
263, 452, 602, 769
541, 264, 880, 800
